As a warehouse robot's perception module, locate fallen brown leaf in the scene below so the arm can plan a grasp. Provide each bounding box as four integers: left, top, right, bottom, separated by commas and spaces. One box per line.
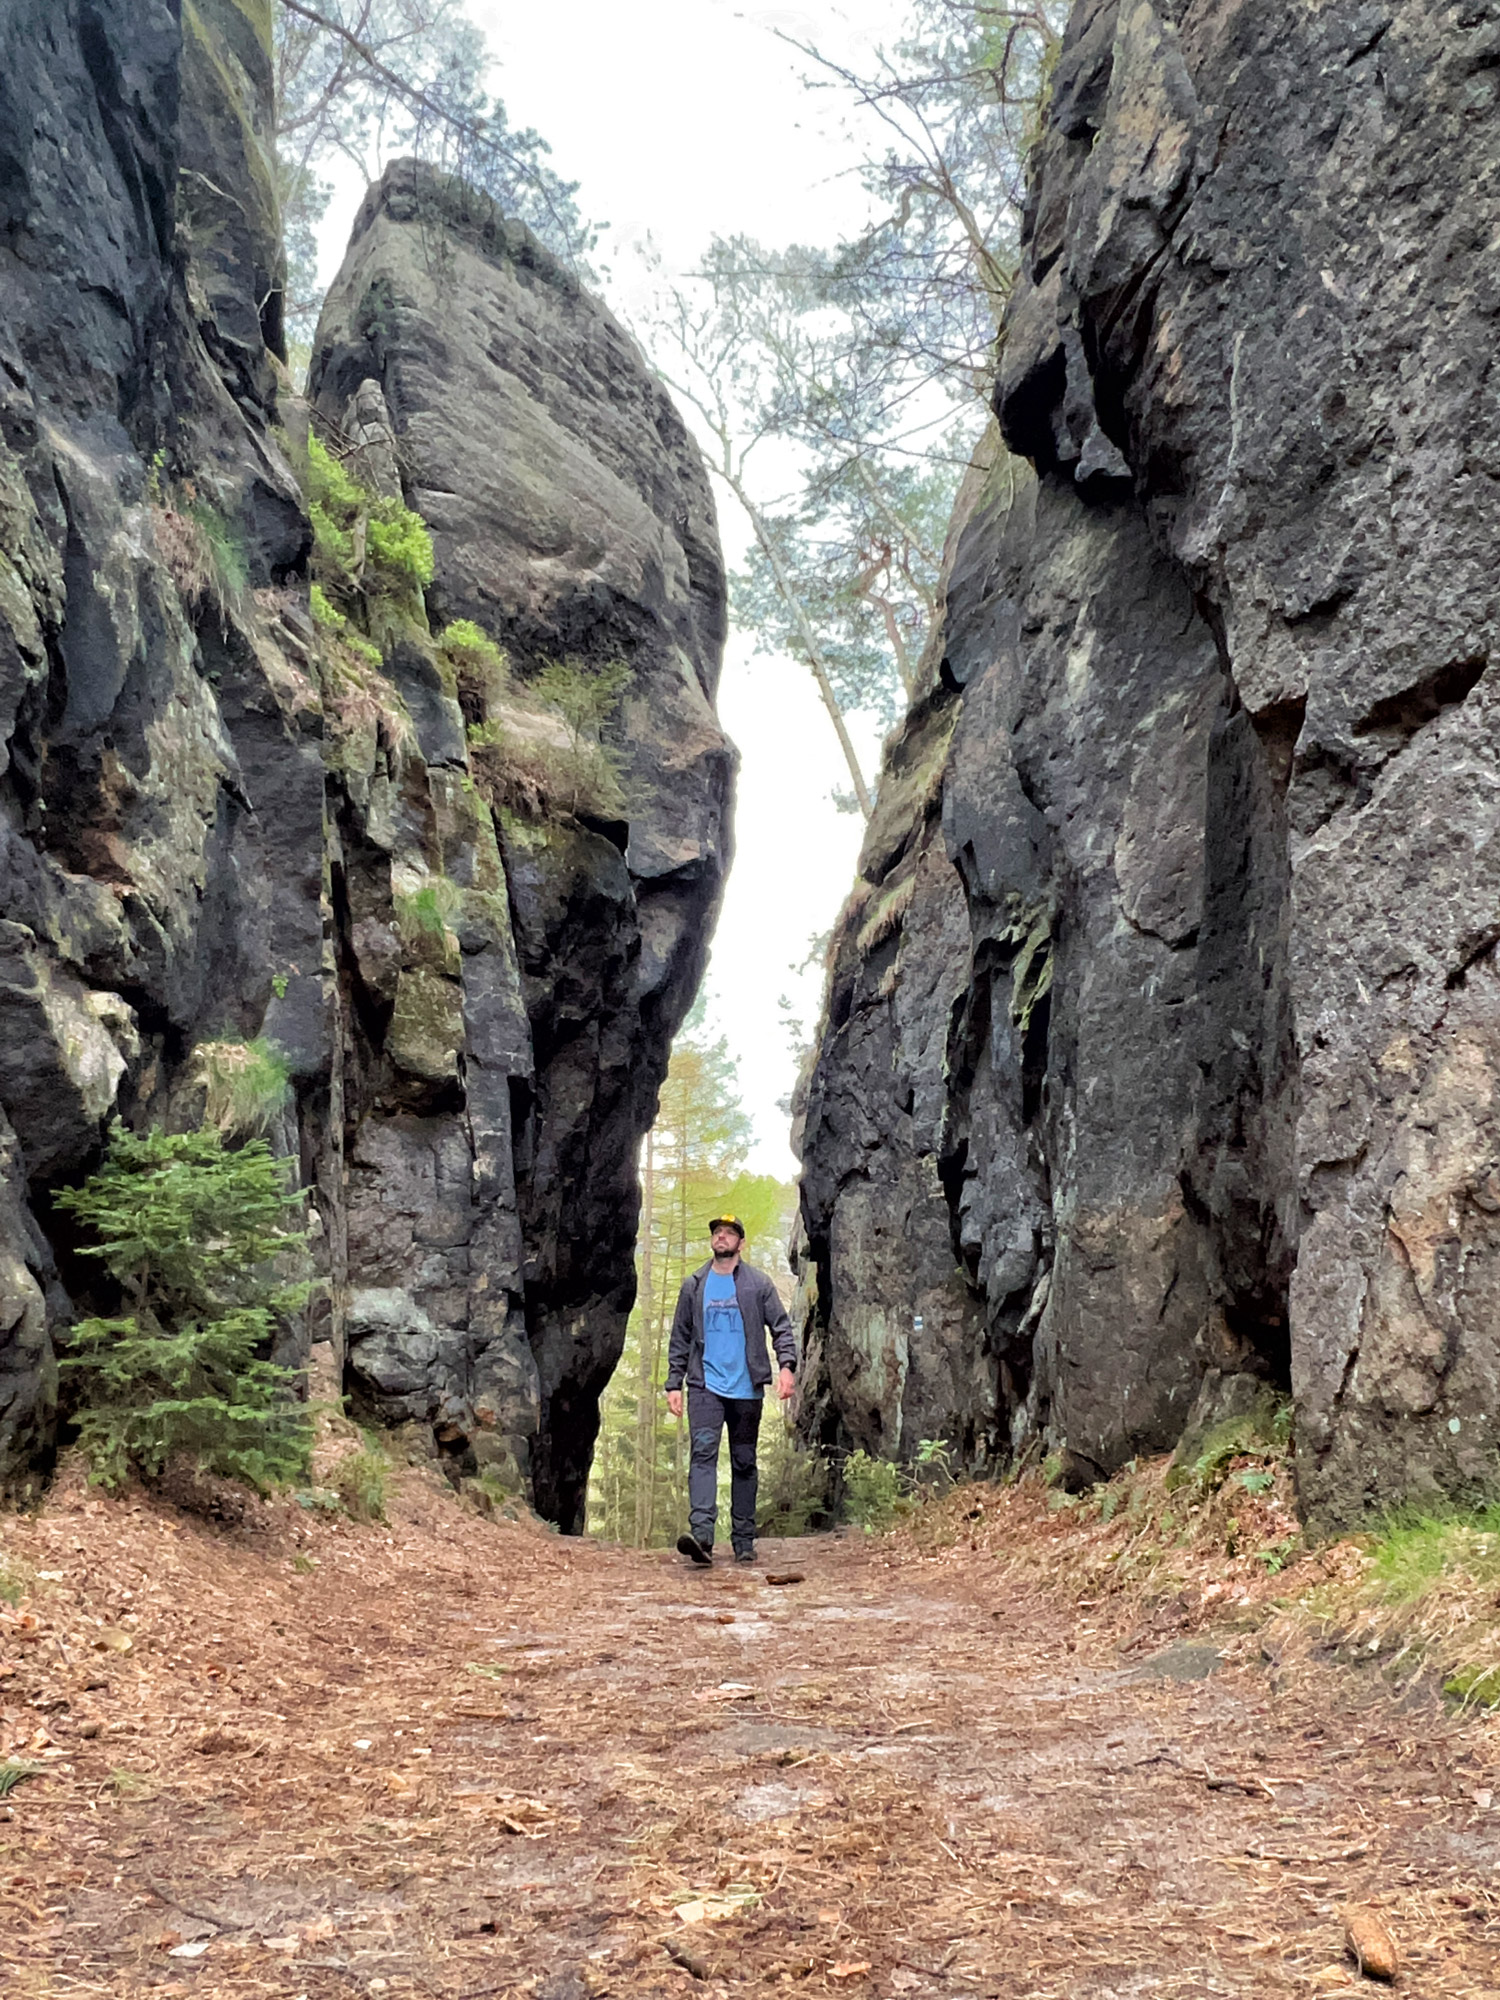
829, 1962, 872, 1980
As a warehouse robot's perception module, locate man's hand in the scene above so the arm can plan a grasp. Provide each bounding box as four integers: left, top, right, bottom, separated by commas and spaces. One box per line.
665, 1388, 683, 1419
778, 1367, 795, 1403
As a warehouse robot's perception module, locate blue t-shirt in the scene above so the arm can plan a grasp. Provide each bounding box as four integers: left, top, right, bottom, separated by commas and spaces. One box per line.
703, 1268, 757, 1399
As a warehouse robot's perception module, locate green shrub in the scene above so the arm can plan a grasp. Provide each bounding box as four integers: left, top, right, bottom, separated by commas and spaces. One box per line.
185, 498, 249, 603
914, 1436, 956, 1486
365, 500, 434, 592
329, 1442, 387, 1522
437, 619, 508, 720
469, 724, 628, 825
303, 431, 434, 597
842, 1448, 911, 1533
305, 434, 363, 586
310, 581, 345, 631
54, 1125, 313, 1493
193, 1037, 292, 1137
531, 656, 631, 739
466, 656, 635, 824
756, 1419, 827, 1537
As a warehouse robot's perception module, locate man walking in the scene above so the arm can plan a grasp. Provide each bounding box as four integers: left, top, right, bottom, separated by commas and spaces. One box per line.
664, 1212, 796, 1565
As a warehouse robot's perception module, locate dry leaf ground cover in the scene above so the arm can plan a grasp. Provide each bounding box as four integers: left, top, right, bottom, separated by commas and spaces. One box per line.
2, 1460, 1499, 1999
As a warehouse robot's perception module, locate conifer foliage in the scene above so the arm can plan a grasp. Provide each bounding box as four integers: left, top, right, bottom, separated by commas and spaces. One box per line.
55, 1127, 313, 1493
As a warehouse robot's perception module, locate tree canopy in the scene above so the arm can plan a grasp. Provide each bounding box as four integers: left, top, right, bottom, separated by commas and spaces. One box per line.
273, 0, 594, 344
636, 2, 1066, 809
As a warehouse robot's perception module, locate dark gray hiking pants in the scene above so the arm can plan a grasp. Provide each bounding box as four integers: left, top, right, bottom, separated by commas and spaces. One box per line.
687, 1384, 762, 1548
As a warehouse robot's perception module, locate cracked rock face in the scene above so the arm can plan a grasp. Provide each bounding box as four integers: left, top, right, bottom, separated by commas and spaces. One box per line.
0, 0, 313, 1491
797, 0, 1500, 1528
0, 29, 729, 1527
310, 162, 732, 1530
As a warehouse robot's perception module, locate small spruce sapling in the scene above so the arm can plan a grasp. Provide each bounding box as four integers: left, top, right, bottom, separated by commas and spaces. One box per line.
55, 1124, 313, 1492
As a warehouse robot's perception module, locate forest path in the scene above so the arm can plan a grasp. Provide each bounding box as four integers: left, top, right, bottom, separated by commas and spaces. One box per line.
3, 1472, 1499, 1998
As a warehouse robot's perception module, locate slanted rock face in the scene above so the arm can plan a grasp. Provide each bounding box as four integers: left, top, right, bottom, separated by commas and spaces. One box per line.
0, 37, 729, 1528
798, 0, 1500, 1527
310, 161, 731, 1528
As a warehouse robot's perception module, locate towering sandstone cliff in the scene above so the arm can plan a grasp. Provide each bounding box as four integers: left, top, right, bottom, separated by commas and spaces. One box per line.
0, 3, 729, 1528
797, 0, 1500, 1530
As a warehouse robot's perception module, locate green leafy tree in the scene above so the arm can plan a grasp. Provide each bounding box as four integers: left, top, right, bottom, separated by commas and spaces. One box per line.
637, 3, 1066, 800
55, 1127, 314, 1492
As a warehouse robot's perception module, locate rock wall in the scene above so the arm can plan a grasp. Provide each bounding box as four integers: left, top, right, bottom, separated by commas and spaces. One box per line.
0, 14, 729, 1528
797, 0, 1500, 1529
309, 162, 731, 1528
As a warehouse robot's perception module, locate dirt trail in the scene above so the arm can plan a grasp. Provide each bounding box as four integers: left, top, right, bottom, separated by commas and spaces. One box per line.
3, 1472, 1499, 1998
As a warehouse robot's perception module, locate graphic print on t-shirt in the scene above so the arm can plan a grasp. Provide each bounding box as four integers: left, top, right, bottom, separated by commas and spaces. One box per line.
702, 1269, 756, 1399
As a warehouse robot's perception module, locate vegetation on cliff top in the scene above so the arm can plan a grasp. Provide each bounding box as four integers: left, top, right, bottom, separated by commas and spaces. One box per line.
638, 1, 1067, 814
272, 0, 595, 350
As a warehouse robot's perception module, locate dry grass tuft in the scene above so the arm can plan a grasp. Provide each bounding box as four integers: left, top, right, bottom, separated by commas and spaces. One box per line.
152, 502, 223, 619
855, 872, 917, 957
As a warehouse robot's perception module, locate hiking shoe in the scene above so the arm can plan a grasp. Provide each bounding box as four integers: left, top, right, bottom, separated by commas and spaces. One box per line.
733, 1545, 756, 1565
676, 1533, 713, 1567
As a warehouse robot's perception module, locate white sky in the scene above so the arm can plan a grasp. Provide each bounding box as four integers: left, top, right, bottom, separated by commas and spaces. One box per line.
314, 1, 911, 1176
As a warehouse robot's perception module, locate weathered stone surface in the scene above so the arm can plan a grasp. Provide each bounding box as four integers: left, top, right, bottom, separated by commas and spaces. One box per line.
0, 31, 729, 1528
0, 0, 320, 1484
310, 161, 732, 1530
798, 0, 1500, 1529
0, 1108, 56, 1498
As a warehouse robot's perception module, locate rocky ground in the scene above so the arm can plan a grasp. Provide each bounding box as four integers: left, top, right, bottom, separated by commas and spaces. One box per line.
2, 1469, 1498, 1998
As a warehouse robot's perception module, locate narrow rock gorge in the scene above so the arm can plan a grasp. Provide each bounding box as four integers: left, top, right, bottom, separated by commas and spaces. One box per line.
796, 0, 1500, 1530
0, 1, 730, 1528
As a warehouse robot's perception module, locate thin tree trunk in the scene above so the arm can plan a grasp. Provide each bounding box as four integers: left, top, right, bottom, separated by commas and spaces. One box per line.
724, 468, 874, 818
635, 1129, 657, 1548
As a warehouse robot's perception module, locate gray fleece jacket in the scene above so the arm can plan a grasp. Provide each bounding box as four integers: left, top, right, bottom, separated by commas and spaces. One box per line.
664, 1259, 797, 1393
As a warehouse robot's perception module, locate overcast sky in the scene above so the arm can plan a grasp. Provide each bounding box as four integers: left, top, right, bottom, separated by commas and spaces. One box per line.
314, 1, 911, 1176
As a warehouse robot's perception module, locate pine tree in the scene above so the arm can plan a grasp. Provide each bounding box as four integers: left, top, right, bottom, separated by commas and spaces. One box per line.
55, 1126, 313, 1492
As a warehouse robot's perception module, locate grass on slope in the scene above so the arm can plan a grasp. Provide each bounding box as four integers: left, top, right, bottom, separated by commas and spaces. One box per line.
889, 1444, 1500, 1712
